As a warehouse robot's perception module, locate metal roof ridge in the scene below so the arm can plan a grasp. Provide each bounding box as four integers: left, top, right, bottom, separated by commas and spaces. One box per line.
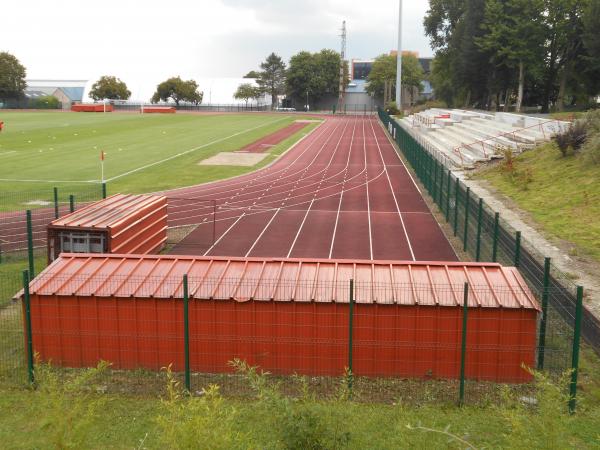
53, 253, 506, 268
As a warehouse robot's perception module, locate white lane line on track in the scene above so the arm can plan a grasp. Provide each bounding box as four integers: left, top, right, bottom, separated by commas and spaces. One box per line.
167, 165, 389, 228
245, 208, 280, 257
202, 212, 246, 256
363, 119, 374, 260
328, 116, 357, 258
106, 117, 289, 182
285, 118, 352, 258
369, 117, 416, 261
286, 199, 314, 258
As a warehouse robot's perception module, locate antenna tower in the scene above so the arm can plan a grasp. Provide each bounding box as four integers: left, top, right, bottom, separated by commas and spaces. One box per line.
337, 20, 346, 112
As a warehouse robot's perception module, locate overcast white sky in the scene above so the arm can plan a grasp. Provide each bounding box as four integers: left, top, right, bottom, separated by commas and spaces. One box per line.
1, 0, 433, 81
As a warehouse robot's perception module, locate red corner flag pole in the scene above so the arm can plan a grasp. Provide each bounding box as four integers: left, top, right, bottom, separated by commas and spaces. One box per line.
100, 151, 105, 183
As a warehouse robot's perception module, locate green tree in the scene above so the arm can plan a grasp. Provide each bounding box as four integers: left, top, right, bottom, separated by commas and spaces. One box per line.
257, 53, 286, 107
285, 49, 348, 108
477, 0, 545, 112
234, 83, 261, 105
581, 0, 600, 101
0, 52, 26, 102
89, 76, 131, 101
538, 0, 587, 112
151, 77, 202, 105
365, 53, 424, 104
243, 70, 260, 78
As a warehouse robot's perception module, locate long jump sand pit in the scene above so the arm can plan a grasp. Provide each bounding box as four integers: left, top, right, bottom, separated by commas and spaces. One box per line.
198, 152, 269, 166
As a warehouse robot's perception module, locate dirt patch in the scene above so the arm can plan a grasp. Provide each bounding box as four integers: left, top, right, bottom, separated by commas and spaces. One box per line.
198, 152, 269, 166
235, 121, 309, 153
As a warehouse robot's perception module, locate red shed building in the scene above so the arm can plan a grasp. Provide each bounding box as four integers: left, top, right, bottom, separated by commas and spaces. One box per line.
47, 194, 167, 262
23, 254, 540, 383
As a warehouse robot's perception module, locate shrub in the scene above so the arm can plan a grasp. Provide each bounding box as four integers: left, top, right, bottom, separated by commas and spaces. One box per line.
581, 132, 600, 165
552, 120, 587, 157
231, 360, 351, 449
33, 95, 60, 109
155, 366, 250, 449
386, 101, 400, 115
33, 361, 110, 449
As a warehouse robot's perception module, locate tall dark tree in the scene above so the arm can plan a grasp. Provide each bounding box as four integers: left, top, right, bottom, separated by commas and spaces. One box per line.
243, 70, 260, 78
0, 52, 26, 102
257, 53, 286, 107
477, 0, 545, 112
580, 0, 600, 101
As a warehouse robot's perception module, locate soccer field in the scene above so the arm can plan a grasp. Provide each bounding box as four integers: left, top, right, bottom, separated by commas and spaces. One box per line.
0, 111, 303, 199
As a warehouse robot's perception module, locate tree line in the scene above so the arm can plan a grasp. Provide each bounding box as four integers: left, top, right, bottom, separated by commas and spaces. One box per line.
424, 0, 600, 112
242, 50, 348, 108
0, 50, 347, 109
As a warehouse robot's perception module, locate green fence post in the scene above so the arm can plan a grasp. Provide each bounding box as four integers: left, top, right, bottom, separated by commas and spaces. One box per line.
463, 187, 471, 252
439, 162, 445, 208
23, 270, 35, 384
102, 182, 107, 199
26, 210, 35, 278
69, 195, 75, 213
432, 158, 438, 201
537, 257, 551, 370
514, 231, 522, 268
475, 198, 483, 262
492, 212, 500, 262
453, 178, 460, 236
183, 274, 191, 393
569, 286, 584, 414
53, 187, 59, 219
348, 279, 354, 394
445, 169, 451, 222
459, 282, 469, 406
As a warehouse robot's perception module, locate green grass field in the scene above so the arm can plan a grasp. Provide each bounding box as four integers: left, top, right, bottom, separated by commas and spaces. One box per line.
0, 111, 315, 210
474, 142, 600, 263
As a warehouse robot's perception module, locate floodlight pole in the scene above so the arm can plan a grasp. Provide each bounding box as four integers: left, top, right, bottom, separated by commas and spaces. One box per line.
395, 0, 403, 110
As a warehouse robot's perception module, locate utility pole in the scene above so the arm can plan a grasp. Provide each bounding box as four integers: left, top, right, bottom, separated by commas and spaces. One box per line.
395, 0, 403, 110
337, 20, 347, 113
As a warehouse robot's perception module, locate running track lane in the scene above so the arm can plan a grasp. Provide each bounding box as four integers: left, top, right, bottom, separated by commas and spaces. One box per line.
169, 116, 457, 262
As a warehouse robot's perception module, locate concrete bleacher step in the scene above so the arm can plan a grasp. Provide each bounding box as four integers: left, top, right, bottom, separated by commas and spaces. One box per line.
452, 122, 523, 152
468, 118, 544, 144
433, 128, 490, 161
426, 129, 485, 164
441, 125, 506, 155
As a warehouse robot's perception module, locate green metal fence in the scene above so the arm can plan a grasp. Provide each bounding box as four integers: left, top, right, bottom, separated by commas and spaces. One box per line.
378, 107, 591, 411
1, 271, 560, 406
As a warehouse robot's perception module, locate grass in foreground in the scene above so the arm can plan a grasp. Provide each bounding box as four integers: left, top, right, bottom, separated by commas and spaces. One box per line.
0, 360, 599, 449
474, 142, 600, 263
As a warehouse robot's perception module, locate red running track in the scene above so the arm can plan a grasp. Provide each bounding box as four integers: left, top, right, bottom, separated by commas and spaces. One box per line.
167, 116, 457, 261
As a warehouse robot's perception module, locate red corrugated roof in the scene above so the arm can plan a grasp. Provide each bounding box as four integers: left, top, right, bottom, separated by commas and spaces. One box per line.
49, 194, 166, 229
24, 254, 540, 310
